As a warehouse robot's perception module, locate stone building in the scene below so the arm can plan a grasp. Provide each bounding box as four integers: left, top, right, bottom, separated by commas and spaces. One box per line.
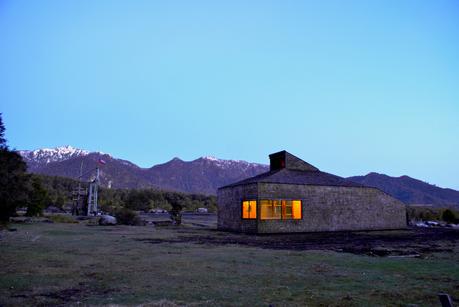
217, 151, 406, 233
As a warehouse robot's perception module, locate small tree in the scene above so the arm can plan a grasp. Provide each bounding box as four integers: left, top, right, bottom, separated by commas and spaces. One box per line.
55, 193, 66, 209
442, 209, 456, 224
0, 114, 30, 223
26, 177, 48, 217
166, 193, 183, 225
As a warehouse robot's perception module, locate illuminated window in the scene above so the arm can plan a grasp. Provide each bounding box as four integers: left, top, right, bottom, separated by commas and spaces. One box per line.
260, 200, 281, 219
260, 200, 302, 220
283, 200, 292, 219
292, 200, 302, 219
242, 200, 257, 219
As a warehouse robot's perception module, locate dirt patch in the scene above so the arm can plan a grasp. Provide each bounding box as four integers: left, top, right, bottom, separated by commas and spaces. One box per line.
136, 227, 458, 257
10, 283, 117, 305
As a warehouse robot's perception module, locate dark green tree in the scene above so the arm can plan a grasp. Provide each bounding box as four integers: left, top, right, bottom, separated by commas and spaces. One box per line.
55, 193, 66, 209
442, 209, 456, 224
165, 193, 183, 225
0, 150, 30, 222
0, 114, 30, 222
0, 113, 6, 148
26, 177, 49, 217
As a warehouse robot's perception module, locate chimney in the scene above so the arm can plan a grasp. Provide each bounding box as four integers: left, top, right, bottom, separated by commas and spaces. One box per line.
269, 151, 287, 171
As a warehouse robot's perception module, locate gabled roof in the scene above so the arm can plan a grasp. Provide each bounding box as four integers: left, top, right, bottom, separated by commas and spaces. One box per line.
219, 168, 364, 189
269, 150, 319, 172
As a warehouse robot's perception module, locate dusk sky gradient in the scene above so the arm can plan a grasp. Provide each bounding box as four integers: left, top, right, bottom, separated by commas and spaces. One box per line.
1, 1, 458, 189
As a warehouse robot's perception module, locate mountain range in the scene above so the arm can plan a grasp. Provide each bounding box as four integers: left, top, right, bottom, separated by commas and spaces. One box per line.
18, 146, 459, 206
18, 146, 268, 195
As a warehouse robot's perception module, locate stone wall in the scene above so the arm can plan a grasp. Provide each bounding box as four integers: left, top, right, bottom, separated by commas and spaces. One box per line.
217, 183, 258, 232
257, 183, 406, 233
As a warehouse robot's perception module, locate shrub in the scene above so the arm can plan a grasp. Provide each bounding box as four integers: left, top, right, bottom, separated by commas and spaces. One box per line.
26, 177, 49, 217
441, 209, 456, 224
115, 208, 143, 226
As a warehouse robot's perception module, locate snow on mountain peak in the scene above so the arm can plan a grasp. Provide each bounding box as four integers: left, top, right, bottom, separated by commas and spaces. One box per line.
18, 145, 268, 173
200, 156, 267, 170
202, 156, 219, 161
19, 145, 90, 164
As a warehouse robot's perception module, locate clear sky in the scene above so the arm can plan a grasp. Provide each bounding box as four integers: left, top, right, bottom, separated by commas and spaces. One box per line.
1, 0, 458, 189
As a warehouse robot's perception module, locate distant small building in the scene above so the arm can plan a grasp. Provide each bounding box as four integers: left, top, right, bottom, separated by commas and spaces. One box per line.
217, 151, 406, 233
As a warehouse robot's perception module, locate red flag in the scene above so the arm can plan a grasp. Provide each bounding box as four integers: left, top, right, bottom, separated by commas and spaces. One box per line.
98, 159, 106, 165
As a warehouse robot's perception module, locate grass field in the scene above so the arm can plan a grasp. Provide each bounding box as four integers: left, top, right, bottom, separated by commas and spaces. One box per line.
1, 216, 458, 306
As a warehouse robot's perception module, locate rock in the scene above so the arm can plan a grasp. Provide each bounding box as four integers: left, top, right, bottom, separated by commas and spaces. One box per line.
415, 221, 429, 228
99, 215, 117, 226
10, 217, 32, 223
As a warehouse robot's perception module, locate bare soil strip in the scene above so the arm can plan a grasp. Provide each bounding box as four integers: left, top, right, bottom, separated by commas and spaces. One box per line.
136, 227, 459, 257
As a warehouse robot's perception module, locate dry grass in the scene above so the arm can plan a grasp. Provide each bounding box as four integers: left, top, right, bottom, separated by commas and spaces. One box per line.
0, 221, 458, 306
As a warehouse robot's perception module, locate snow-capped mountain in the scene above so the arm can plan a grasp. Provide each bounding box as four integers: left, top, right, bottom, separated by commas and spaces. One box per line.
15, 146, 459, 204
17, 146, 269, 194
19, 145, 90, 166
200, 155, 266, 170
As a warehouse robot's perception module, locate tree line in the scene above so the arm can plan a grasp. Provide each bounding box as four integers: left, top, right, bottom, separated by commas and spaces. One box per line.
28, 174, 217, 214
0, 113, 49, 221
0, 113, 216, 223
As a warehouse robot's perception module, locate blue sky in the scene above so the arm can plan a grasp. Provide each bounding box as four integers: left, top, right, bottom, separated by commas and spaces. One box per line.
1, 0, 458, 189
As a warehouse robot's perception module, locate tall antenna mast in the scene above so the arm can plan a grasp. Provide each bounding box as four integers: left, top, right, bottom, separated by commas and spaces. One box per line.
72, 161, 85, 215
72, 159, 102, 216
87, 166, 99, 216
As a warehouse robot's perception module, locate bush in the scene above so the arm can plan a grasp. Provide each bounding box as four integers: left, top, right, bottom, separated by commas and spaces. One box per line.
407, 206, 442, 221
442, 209, 456, 224
115, 208, 143, 226
26, 177, 49, 217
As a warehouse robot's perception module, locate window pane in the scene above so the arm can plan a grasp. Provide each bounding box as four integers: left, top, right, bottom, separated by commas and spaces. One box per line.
260, 200, 281, 220
242, 201, 249, 219
273, 200, 282, 219
249, 200, 257, 219
292, 200, 302, 219
242, 200, 257, 219
283, 200, 293, 219
260, 200, 271, 219
260, 199, 301, 220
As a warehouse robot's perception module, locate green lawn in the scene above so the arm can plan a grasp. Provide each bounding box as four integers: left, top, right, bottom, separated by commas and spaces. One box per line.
1, 220, 458, 306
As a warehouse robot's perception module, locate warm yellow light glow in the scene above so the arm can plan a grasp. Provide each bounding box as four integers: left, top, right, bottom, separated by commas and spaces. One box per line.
292, 200, 302, 219
260, 199, 302, 220
242, 200, 257, 219
260, 200, 280, 219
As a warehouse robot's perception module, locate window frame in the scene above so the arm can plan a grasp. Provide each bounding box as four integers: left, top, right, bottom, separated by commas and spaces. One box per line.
259, 199, 302, 221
